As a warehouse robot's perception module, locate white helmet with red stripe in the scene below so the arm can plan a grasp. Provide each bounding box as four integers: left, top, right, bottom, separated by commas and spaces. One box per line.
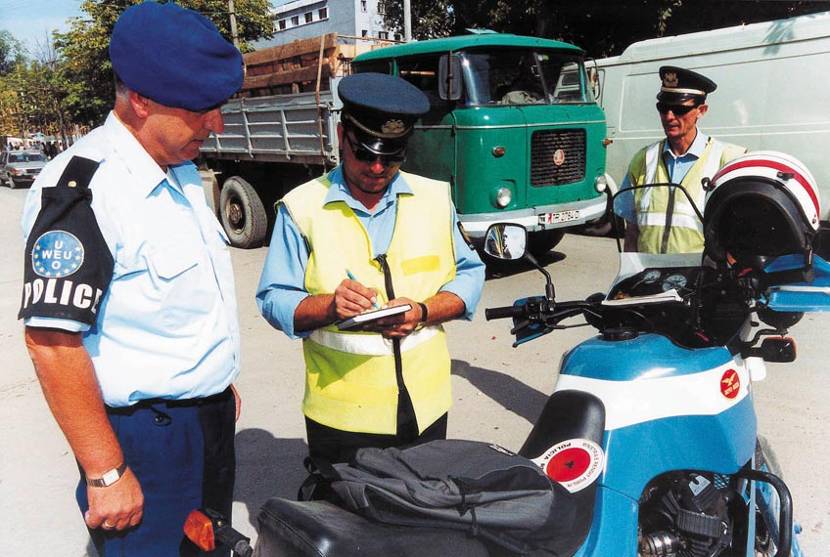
703, 151, 821, 263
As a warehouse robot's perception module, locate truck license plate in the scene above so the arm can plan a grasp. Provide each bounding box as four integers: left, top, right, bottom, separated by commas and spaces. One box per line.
539, 210, 580, 225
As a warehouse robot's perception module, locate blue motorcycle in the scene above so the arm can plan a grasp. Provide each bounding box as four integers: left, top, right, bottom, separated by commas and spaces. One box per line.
187, 153, 824, 557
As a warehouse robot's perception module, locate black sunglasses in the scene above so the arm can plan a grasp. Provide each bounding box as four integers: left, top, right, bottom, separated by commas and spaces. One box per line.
656, 102, 699, 116
345, 134, 406, 165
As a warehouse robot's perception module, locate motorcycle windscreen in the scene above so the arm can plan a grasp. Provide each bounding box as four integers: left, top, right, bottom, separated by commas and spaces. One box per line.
605, 184, 705, 306
764, 254, 830, 312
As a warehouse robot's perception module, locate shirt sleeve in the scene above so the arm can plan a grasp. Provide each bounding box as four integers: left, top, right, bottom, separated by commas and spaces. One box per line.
616, 171, 637, 223
439, 205, 486, 320
256, 204, 312, 339
19, 156, 113, 331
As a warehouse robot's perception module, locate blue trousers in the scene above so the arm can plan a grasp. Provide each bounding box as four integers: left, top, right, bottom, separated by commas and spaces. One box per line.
77, 388, 236, 557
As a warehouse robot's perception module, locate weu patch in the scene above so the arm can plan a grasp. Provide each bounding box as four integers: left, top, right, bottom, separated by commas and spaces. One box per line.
19, 156, 113, 325
32, 230, 85, 278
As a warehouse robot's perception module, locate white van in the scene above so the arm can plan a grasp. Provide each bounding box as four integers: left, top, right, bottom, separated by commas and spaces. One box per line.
593, 11, 830, 216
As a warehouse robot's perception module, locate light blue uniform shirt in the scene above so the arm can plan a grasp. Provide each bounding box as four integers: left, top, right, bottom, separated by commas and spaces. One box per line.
21, 112, 241, 406
256, 166, 486, 339
618, 129, 710, 222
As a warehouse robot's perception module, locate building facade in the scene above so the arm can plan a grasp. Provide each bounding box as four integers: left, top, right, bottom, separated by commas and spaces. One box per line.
257, 0, 400, 46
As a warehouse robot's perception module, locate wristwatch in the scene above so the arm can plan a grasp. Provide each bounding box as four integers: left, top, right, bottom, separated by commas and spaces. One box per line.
86, 462, 128, 487
418, 302, 429, 323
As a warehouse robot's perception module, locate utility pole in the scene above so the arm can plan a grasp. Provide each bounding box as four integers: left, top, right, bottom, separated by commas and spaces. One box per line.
403, 0, 412, 42
228, 0, 240, 48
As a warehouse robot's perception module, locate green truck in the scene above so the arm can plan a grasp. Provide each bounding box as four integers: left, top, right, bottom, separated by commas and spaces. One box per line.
200, 32, 609, 253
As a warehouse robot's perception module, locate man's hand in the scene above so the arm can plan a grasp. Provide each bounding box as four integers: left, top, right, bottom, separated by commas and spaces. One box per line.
364, 297, 423, 339
333, 278, 379, 320
85, 468, 144, 531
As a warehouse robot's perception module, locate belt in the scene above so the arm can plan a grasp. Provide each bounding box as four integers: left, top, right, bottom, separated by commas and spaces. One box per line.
106, 386, 233, 415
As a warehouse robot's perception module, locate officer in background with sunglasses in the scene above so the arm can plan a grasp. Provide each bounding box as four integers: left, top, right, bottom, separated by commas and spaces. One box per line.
618, 66, 747, 254
256, 73, 485, 464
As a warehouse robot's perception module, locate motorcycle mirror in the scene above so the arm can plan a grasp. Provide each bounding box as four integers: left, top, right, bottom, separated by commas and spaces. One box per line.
483, 223, 528, 261
483, 223, 557, 301
748, 336, 797, 363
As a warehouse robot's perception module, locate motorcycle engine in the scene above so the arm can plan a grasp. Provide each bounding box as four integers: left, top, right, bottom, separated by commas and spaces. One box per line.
638, 473, 734, 557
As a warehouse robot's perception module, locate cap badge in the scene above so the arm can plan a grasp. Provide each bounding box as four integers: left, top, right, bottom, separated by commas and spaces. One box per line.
663, 72, 679, 88
381, 119, 406, 135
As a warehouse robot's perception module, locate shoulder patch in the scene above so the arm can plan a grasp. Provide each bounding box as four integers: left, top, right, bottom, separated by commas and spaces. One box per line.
31, 230, 85, 278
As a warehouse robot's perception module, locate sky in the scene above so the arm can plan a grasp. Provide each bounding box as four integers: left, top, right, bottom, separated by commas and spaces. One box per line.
0, 0, 84, 53
1, 1, 287, 54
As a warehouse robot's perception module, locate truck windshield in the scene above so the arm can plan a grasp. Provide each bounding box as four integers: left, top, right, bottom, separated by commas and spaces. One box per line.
462, 49, 590, 106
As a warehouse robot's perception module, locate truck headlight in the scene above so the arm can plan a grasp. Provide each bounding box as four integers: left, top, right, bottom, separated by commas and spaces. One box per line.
594, 174, 608, 193
496, 187, 512, 208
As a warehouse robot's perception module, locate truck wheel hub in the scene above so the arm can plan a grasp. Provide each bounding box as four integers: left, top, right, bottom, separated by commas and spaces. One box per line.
228, 201, 243, 227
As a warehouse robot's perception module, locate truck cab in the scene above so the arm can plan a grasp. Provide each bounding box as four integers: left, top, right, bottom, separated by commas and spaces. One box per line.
353, 34, 608, 255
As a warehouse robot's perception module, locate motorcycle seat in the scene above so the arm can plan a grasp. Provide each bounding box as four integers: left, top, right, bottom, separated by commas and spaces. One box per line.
254, 498, 496, 557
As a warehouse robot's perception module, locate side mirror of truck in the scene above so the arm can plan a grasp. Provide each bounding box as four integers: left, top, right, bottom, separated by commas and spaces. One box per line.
439, 54, 463, 101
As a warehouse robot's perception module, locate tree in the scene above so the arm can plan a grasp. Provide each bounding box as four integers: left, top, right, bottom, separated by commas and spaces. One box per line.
54, 0, 274, 126
383, 0, 826, 57
0, 30, 26, 75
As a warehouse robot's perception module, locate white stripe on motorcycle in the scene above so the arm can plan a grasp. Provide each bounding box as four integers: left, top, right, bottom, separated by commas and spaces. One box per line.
554, 360, 751, 431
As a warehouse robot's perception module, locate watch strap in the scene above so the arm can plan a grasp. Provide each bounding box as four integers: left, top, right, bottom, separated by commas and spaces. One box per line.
418, 302, 429, 323
86, 462, 128, 487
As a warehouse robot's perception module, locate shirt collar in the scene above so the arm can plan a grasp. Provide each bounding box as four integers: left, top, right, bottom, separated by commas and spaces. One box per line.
662, 127, 710, 160
104, 111, 169, 197
323, 166, 413, 214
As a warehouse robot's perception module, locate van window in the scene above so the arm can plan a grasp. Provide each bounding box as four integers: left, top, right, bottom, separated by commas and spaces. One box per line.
462, 49, 589, 106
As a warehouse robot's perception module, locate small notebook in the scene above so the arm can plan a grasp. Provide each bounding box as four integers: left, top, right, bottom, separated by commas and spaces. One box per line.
336, 304, 412, 330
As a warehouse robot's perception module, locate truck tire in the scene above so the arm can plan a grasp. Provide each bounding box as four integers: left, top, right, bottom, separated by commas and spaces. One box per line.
528, 229, 565, 257
219, 176, 268, 249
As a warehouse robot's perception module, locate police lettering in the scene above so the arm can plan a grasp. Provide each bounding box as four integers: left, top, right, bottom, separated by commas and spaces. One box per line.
22, 278, 103, 314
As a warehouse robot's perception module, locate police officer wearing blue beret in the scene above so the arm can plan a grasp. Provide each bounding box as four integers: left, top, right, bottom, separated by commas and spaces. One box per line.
20, 2, 244, 554
257, 73, 485, 464
619, 66, 747, 254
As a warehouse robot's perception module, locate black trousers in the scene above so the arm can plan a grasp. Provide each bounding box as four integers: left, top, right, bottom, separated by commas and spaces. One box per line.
305, 413, 449, 464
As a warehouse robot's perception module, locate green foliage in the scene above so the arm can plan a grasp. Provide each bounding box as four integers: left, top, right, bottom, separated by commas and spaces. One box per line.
53, 0, 274, 126
0, 30, 26, 75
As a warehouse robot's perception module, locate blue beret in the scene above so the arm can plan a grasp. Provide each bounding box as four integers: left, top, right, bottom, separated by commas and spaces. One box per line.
338, 73, 429, 140
110, 1, 243, 111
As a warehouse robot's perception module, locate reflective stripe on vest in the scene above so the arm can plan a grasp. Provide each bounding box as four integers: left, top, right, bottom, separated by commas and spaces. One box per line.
282, 171, 457, 434
309, 325, 440, 357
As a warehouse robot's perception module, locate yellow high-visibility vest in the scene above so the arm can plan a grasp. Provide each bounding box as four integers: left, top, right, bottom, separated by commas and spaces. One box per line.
281, 171, 457, 434
629, 138, 746, 253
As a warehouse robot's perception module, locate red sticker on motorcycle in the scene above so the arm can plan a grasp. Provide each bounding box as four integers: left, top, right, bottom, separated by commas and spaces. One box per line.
720, 368, 741, 399
531, 438, 604, 493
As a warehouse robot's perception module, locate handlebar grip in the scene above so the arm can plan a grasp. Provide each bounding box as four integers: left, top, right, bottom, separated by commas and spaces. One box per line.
485, 305, 522, 320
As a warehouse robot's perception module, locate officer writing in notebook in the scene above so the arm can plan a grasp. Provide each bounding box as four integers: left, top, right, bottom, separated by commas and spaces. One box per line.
619, 66, 746, 253
257, 73, 485, 464
20, 3, 243, 555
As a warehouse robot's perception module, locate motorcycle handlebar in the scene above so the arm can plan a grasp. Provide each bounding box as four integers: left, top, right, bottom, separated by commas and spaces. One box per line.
485, 305, 524, 320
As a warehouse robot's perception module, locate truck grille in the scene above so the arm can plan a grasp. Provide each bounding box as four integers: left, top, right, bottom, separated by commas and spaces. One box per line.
530, 129, 586, 186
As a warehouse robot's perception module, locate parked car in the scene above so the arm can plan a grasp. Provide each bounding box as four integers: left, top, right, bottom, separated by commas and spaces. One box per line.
0, 150, 47, 189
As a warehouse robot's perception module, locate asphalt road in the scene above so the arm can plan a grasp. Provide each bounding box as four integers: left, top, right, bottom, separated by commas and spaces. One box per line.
0, 184, 827, 555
